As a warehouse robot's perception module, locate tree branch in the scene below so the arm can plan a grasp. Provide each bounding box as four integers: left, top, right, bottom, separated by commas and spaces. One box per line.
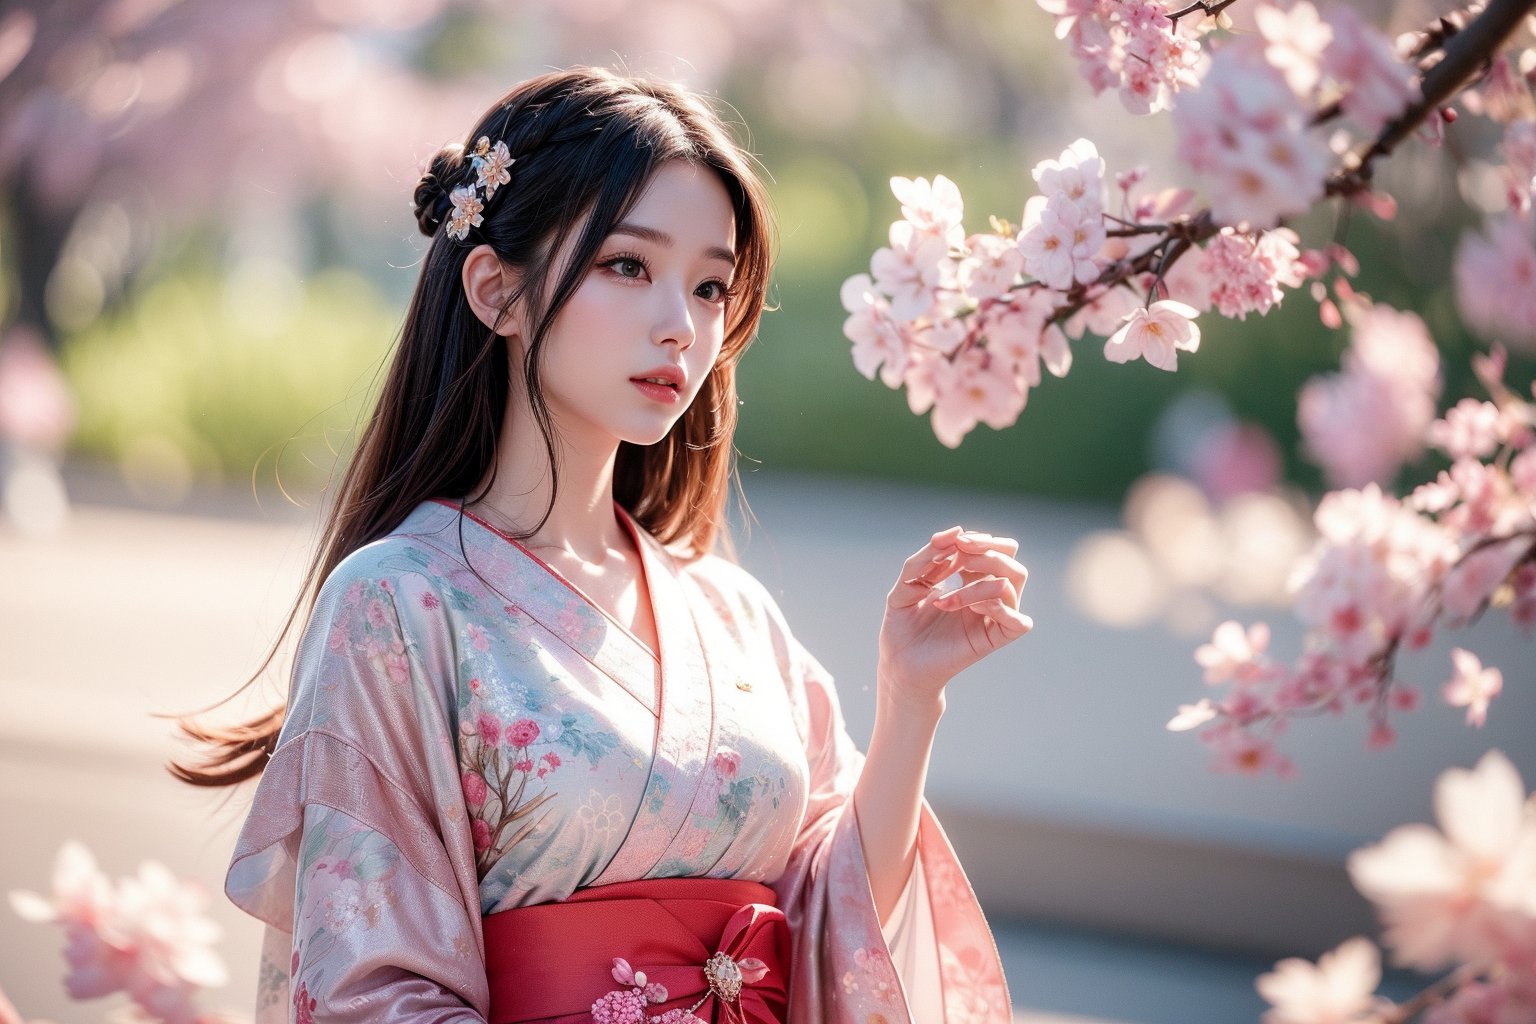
1167, 0, 1242, 27
1327, 0, 1536, 196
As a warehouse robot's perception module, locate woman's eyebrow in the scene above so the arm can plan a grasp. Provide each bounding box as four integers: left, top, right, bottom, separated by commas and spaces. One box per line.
610, 222, 736, 266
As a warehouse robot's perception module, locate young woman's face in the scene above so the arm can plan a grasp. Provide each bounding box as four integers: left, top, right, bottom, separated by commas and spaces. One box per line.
529, 160, 738, 453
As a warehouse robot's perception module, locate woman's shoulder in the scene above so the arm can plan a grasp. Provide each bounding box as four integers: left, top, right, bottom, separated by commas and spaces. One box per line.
310, 501, 469, 614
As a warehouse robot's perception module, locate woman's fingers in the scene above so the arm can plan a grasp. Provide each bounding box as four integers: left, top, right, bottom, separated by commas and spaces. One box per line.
889, 527, 964, 608
891, 528, 1029, 611
930, 575, 1019, 612
971, 599, 1035, 639
954, 531, 1019, 559
945, 548, 1029, 591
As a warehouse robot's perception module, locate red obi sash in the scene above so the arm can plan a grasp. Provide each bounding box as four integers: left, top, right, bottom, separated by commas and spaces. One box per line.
482, 877, 790, 1024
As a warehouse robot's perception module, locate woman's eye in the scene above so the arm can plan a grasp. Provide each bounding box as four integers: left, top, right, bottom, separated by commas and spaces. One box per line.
696, 280, 728, 302
612, 258, 645, 279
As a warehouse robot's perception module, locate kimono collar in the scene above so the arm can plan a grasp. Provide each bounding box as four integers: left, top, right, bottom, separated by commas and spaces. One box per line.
401, 501, 718, 870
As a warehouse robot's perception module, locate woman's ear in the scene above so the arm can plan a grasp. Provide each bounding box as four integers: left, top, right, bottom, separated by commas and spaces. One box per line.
462, 244, 520, 337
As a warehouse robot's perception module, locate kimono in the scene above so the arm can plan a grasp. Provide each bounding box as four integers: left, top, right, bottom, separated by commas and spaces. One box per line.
226, 499, 1012, 1023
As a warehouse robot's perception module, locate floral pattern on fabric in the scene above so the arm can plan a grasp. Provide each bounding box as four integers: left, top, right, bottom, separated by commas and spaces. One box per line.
226, 499, 1011, 1023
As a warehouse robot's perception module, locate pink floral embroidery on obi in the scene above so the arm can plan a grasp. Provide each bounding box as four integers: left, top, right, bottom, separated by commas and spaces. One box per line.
591, 958, 669, 1023
589, 954, 770, 1024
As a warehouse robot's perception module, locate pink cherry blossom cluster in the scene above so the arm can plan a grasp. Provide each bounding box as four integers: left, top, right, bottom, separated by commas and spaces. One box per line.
1256, 751, 1536, 1023
1297, 299, 1443, 488
843, 143, 1319, 446
1456, 215, 1536, 351
1172, 349, 1536, 775
1452, 50, 1536, 350
1034, 0, 1206, 114
8, 842, 229, 1024
1032, 0, 1416, 229
847, 2, 1534, 448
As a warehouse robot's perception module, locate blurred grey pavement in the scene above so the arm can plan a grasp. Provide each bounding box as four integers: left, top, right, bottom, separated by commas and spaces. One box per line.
5, 466, 1530, 1022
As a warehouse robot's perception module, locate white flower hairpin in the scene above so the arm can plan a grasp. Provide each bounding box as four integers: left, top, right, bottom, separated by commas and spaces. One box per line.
446, 136, 515, 241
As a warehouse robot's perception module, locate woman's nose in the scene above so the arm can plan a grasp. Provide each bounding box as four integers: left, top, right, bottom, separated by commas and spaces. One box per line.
652, 285, 696, 350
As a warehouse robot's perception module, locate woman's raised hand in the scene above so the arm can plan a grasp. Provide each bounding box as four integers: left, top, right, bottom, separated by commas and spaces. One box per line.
878, 526, 1033, 708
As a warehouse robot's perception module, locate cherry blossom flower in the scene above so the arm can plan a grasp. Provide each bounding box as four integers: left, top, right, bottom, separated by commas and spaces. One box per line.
1455, 217, 1536, 351
1322, 5, 1417, 134
590, 987, 648, 1024
1515, 449, 1536, 498
1255, 936, 1382, 1024
1198, 229, 1306, 320
1037, 0, 1203, 115
1442, 648, 1503, 727
1064, 283, 1142, 340
1167, 697, 1218, 732
1441, 539, 1529, 621
1255, 1, 1332, 97
1032, 138, 1105, 213
1347, 750, 1536, 972
1429, 399, 1504, 461
1173, 39, 1331, 228
922, 347, 1027, 448
841, 274, 909, 388
1019, 193, 1103, 290
1298, 304, 1442, 488
1195, 621, 1271, 685
870, 220, 956, 324
9, 843, 227, 1024
960, 232, 1025, 304
1204, 724, 1295, 777
1103, 300, 1201, 371
982, 298, 1072, 387
1290, 485, 1452, 664
592, 958, 669, 1024
891, 174, 966, 244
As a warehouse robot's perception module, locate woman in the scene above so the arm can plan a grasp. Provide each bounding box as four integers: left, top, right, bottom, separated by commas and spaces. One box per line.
181, 67, 1031, 1024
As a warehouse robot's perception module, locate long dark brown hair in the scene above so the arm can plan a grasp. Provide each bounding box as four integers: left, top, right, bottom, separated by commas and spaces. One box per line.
173, 67, 775, 787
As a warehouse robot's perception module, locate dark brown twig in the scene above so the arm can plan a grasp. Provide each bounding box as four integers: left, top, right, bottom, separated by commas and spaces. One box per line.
1167, 0, 1242, 26
1326, 0, 1536, 196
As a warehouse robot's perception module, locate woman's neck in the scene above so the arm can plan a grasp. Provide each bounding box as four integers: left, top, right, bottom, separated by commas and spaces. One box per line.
472, 393, 623, 563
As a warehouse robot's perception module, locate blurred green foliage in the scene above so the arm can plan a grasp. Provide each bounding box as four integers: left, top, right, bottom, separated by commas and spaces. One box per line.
63, 266, 394, 496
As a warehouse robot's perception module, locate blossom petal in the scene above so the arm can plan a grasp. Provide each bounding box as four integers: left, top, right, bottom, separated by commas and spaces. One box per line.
1435, 750, 1525, 863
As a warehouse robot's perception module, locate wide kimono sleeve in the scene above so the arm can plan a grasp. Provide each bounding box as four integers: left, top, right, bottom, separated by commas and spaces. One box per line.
768, 632, 1013, 1024
224, 552, 489, 1024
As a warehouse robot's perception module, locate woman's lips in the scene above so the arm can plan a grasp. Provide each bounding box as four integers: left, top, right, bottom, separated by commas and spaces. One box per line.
631, 377, 681, 403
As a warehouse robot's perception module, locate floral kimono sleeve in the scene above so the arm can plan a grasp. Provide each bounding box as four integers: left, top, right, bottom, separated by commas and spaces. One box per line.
226, 554, 488, 1023
770, 639, 1013, 1024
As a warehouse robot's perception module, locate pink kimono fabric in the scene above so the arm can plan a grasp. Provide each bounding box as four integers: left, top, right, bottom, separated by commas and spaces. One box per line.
225, 499, 1011, 1023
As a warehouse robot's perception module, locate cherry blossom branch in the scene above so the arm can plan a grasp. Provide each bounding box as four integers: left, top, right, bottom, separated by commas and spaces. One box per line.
1328, 0, 1536, 195
1045, 211, 1219, 325
1166, 0, 1242, 27
1034, 0, 1529, 328
1375, 963, 1485, 1024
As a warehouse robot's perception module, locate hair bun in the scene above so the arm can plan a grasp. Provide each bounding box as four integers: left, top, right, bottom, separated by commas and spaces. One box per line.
412, 143, 465, 238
